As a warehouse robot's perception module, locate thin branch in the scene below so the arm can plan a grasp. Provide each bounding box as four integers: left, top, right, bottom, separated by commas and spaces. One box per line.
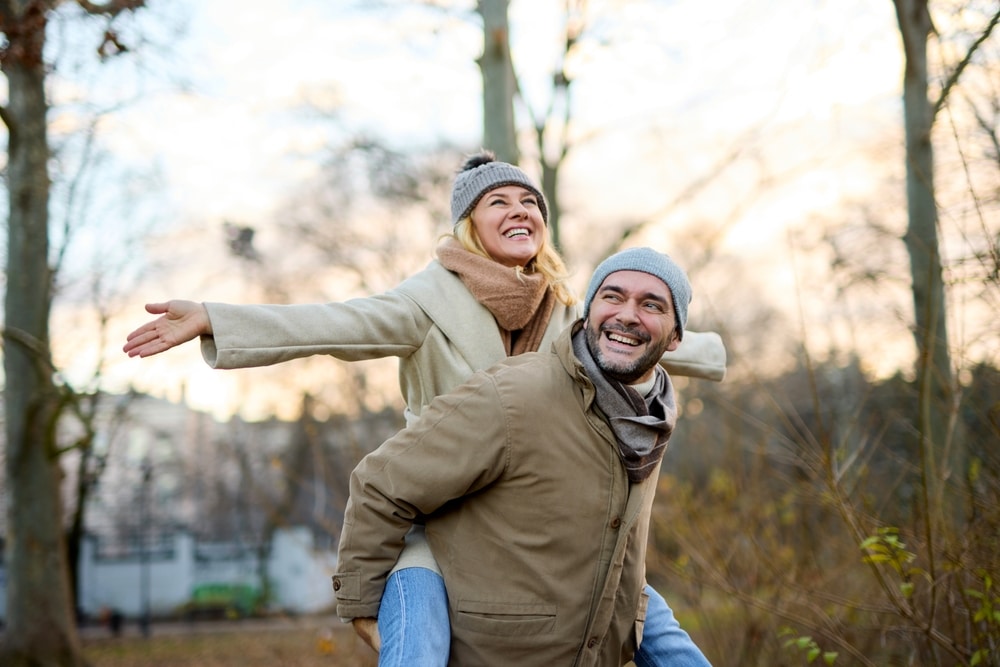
932, 6, 1000, 119
74, 0, 145, 17
666, 526, 880, 667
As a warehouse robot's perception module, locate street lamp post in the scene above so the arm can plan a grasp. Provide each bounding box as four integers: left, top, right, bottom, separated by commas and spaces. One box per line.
139, 458, 152, 638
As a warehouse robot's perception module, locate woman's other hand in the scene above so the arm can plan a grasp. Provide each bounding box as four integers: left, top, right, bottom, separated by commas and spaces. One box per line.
123, 300, 211, 358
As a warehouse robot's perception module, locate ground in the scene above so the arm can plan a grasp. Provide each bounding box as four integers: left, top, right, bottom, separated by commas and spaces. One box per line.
79, 614, 377, 667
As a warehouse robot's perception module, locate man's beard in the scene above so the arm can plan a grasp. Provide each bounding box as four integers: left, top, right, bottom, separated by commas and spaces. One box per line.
584, 322, 669, 384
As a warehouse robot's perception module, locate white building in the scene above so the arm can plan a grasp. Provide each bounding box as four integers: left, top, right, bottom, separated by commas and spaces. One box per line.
0, 390, 401, 623
1, 526, 337, 621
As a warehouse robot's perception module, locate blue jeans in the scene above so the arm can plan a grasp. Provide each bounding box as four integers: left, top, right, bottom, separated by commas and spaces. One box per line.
633, 584, 712, 666
377, 568, 709, 666
378, 568, 450, 667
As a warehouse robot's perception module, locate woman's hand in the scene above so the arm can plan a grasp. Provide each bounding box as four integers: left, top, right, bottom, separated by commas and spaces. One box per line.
123, 301, 212, 358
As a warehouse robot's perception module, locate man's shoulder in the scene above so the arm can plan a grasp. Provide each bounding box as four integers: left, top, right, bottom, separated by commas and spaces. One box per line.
487, 347, 577, 396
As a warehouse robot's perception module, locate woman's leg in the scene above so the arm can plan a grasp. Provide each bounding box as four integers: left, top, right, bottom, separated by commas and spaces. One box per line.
633, 585, 711, 667
376, 567, 450, 667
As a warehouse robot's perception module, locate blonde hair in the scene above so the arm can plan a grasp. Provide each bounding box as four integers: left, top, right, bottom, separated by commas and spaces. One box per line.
444, 218, 578, 307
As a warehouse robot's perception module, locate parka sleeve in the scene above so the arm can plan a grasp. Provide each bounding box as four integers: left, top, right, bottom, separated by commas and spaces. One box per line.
199, 289, 431, 369
333, 371, 510, 620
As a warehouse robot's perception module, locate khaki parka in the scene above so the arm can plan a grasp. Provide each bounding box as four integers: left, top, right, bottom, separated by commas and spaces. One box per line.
333, 323, 663, 666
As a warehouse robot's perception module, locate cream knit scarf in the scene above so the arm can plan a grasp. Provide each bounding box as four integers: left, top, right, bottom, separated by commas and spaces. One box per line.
437, 238, 556, 356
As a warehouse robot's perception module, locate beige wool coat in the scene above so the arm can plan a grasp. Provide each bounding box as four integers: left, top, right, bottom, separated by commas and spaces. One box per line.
333, 325, 662, 666
200, 260, 726, 426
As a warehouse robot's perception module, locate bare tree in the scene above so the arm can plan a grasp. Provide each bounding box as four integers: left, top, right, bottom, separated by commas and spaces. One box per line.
477, 0, 518, 163
1, 2, 147, 665
518, 0, 583, 251
891, 0, 1000, 515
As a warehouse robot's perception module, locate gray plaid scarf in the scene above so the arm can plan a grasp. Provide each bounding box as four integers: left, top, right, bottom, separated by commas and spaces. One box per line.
572, 327, 676, 482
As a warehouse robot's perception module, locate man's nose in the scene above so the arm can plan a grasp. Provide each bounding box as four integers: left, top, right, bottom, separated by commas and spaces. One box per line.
614, 300, 640, 323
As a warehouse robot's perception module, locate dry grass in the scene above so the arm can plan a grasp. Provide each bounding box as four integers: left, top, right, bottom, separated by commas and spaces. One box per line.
82, 620, 377, 667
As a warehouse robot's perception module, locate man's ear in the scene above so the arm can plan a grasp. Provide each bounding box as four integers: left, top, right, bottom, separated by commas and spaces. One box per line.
666, 331, 681, 352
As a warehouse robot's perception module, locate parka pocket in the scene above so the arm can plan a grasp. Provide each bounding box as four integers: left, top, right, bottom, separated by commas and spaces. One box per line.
453, 599, 557, 637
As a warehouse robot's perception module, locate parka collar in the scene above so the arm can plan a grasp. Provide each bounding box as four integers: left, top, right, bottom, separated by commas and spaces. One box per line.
554, 320, 596, 407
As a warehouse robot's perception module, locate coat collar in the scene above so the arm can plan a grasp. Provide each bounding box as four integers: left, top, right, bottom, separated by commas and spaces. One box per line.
399, 260, 574, 372
397, 261, 508, 370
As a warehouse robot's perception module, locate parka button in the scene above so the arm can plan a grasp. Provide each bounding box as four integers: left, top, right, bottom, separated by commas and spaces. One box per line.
587, 636, 599, 648
610, 516, 622, 529
332, 577, 341, 591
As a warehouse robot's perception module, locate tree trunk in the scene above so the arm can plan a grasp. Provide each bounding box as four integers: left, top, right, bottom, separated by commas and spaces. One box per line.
540, 158, 562, 250
477, 0, 519, 163
892, 0, 958, 518
1, 2, 85, 665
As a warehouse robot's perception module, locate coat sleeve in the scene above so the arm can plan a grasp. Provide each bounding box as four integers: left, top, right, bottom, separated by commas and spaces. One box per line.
199, 289, 431, 369
658, 330, 727, 382
332, 372, 510, 620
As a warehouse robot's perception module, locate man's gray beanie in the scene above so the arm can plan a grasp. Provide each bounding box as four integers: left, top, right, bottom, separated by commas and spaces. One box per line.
583, 247, 692, 340
450, 152, 548, 226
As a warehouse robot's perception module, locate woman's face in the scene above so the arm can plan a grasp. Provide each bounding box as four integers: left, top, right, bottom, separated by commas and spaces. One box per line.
470, 185, 546, 268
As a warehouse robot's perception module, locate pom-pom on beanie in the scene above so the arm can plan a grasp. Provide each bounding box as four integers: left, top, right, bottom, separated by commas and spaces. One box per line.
450, 151, 548, 227
583, 247, 692, 340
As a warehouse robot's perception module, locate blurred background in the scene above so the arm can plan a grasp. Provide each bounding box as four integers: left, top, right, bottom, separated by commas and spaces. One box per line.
1, 0, 998, 665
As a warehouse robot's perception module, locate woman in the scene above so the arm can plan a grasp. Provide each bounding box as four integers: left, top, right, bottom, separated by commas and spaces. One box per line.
124, 152, 719, 666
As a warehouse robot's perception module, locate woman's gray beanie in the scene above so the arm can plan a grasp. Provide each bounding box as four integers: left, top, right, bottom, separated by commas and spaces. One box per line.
583, 247, 692, 340
450, 153, 548, 226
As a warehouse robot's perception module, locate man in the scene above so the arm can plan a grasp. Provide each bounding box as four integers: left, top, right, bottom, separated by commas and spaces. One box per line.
333, 247, 708, 666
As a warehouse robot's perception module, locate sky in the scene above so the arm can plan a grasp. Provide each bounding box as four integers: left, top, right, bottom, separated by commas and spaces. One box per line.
96, 0, 901, 231
42, 0, 930, 421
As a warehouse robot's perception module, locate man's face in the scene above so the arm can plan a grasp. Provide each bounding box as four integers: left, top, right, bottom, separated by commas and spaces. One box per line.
584, 270, 680, 384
